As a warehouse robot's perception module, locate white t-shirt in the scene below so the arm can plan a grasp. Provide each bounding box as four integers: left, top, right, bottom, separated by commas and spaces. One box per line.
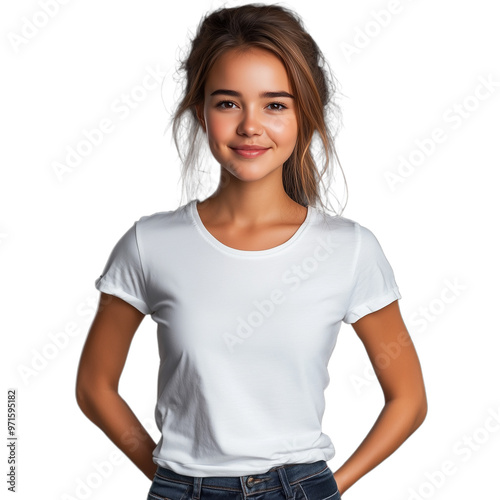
95, 199, 401, 477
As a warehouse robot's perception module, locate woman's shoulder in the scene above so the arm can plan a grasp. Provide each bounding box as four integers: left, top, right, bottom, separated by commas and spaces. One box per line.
312, 207, 382, 246
313, 206, 361, 232
135, 200, 193, 230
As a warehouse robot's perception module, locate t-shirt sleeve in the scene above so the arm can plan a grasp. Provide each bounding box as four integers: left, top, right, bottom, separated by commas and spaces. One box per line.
94, 221, 152, 315
343, 223, 402, 324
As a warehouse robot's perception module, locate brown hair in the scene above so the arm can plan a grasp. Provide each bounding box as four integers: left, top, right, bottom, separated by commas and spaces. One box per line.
168, 2, 348, 215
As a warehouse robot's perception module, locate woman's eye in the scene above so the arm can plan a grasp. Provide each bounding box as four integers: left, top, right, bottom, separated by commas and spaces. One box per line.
267, 102, 287, 111
215, 101, 287, 111
216, 101, 236, 109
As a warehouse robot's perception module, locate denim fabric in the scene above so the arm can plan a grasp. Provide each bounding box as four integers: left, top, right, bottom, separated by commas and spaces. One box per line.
147, 460, 341, 500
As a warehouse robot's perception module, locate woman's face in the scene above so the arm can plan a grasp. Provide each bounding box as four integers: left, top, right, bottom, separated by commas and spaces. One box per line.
197, 47, 298, 183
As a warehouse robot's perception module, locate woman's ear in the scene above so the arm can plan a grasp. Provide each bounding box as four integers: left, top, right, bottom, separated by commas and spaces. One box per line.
195, 103, 206, 132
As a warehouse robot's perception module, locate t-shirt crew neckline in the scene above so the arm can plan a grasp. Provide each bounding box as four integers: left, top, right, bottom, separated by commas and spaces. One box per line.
189, 198, 314, 257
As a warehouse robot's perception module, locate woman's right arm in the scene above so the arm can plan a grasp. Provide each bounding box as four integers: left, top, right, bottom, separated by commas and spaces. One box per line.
75, 292, 158, 481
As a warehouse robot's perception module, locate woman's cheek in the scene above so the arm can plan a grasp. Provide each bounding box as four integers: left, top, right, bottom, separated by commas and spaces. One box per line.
267, 115, 298, 143
205, 113, 223, 135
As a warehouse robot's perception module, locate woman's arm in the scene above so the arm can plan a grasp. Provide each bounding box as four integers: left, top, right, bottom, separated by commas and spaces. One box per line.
333, 300, 427, 496
75, 292, 158, 481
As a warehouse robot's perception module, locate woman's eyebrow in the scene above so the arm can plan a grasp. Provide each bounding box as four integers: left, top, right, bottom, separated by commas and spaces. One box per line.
210, 89, 295, 99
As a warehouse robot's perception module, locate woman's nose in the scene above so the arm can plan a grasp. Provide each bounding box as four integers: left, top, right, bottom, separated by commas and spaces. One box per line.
237, 108, 263, 136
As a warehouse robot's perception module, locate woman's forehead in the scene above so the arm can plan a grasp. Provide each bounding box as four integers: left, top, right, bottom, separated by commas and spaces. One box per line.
206, 47, 292, 94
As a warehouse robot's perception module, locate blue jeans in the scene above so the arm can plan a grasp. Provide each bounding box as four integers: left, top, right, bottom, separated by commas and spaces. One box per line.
147, 460, 341, 500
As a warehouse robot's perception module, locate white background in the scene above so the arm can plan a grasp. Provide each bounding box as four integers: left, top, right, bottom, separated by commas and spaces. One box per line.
2, 0, 499, 499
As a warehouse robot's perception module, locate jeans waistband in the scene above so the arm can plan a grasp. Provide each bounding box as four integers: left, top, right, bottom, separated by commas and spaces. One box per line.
154, 460, 329, 495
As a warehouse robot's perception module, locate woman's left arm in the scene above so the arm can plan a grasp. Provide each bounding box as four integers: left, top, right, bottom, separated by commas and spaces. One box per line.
332, 300, 427, 496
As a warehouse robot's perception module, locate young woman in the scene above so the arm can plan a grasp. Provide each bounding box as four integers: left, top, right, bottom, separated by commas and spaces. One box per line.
76, 4, 427, 499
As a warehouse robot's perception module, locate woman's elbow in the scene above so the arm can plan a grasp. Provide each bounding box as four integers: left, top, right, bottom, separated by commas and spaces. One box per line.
75, 369, 112, 413
412, 393, 428, 430
75, 376, 94, 413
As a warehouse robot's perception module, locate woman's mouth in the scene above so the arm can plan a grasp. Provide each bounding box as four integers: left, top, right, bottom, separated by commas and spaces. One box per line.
230, 147, 270, 158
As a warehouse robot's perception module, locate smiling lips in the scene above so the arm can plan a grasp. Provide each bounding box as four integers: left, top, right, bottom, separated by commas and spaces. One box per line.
230, 145, 271, 158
